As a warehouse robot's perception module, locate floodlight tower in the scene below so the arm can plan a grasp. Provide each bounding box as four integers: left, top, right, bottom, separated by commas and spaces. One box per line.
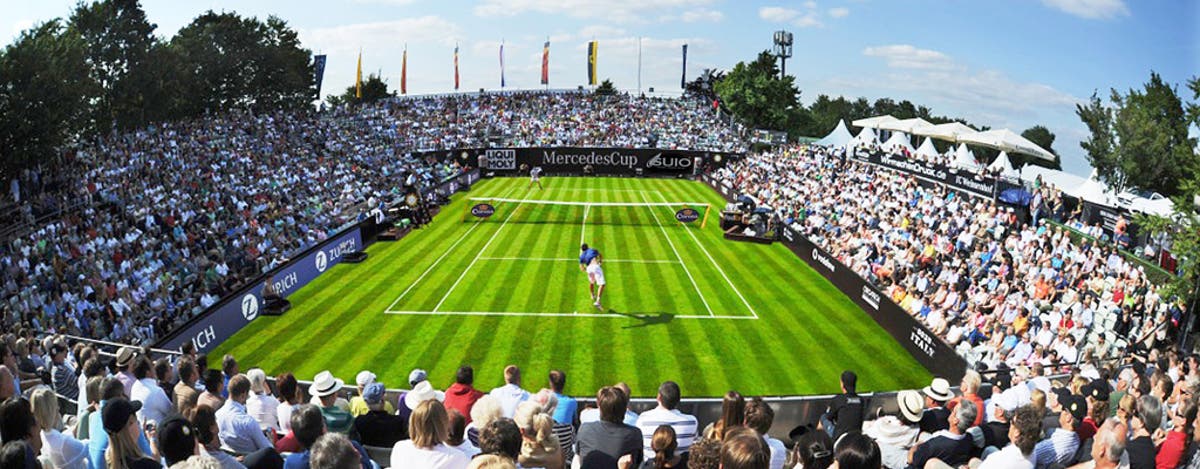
772, 30, 793, 79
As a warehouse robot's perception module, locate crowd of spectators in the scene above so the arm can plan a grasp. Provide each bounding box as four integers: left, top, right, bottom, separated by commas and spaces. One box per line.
713, 145, 1182, 372
0, 91, 744, 350
8, 333, 1200, 469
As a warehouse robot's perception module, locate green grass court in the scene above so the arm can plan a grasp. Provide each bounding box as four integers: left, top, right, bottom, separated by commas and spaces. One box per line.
214, 177, 932, 397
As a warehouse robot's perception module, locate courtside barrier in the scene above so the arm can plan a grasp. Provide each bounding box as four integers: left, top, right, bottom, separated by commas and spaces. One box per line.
700, 173, 968, 382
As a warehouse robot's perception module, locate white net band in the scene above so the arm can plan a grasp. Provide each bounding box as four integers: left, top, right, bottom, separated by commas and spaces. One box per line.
469, 197, 709, 207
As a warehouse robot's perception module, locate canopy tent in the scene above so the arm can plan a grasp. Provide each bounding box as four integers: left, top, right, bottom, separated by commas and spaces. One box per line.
815, 119, 854, 148
851, 115, 900, 129
878, 117, 933, 134
987, 151, 1018, 177
848, 127, 878, 147
881, 131, 914, 152
951, 143, 978, 169
1070, 170, 1114, 205
1021, 166, 1086, 193
911, 122, 977, 143
914, 137, 939, 159
958, 128, 1056, 162
1122, 194, 1174, 217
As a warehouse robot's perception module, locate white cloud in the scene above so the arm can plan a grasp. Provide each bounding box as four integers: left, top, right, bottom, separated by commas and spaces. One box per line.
679, 8, 725, 23
303, 16, 462, 54
473, 0, 716, 23
803, 1, 818, 9
828, 7, 850, 18
349, 0, 416, 4
10, 19, 34, 39
760, 6, 823, 27
862, 44, 957, 71
579, 25, 628, 39
758, 6, 799, 22
1041, 0, 1130, 19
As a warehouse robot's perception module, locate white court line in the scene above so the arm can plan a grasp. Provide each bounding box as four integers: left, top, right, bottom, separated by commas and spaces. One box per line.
385, 310, 757, 320
639, 191, 714, 317
654, 190, 759, 319
432, 189, 528, 312
570, 188, 658, 193
385, 186, 521, 311
479, 257, 680, 264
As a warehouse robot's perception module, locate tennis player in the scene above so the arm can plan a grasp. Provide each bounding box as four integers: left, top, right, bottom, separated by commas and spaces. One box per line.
579, 243, 602, 303
586, 258, 606, 309
529, 165, 543, 189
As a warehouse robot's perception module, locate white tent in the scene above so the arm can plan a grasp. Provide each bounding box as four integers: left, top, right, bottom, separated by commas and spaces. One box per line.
881, 131, 914, 152
815, 119, 853, 148
911, 122, 977, 143
914, 137, 938, 159
958, 128, 1056, 162
851, 115, 900, 129
848, 127, 878, 147
951, 143, 978, 169
987, 151, 1016, 175
878, 117, 934, 134
1069, 170, 1114, 205
1021, 166, 1086, 193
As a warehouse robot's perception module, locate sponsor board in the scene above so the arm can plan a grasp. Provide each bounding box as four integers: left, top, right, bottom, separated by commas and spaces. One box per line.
861, 286, 880, 310
541, 149, 639, 168
812, 249, 836, 273
471, 203, 497, 218
485, 149, 517, 170
782, 227, 795, 243
675, 208, 701, 223
646, 153, 693, 170
157, 227, 363, 354
910, 326, 936, 358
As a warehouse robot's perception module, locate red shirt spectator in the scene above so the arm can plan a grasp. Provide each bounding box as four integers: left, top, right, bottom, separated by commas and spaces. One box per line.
443, 366, 485, 424
1156, 429, 1187, 469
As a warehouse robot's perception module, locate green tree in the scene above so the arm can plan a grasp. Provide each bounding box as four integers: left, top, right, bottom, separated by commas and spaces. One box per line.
0, 20, 94, 181
594, 79, 617, 96
327, 73, 392, 107
1013, 125, 1062, 170
69, 0, 160, 131
1076, 72, 1196, 196
713, 50, 801, 133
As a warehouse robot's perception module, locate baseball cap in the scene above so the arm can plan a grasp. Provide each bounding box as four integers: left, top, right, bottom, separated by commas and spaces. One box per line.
1061, 394, 1088, 422
157, 414, 197, 465
356, 370, 377, 387
363, 382, 386, 405
1084, 380, 1110, 401
102, 398, 142, 434
408, 369, 428, 387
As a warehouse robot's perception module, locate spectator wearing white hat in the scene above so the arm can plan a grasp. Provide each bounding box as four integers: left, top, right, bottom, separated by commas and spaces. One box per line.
919, 378, 955, 435
489, 365, 531, 419
245, 368, 281, 432
349, 370, 393, 417
862, 390, 922, 469
310, 371, 353, 435
397, 368, 430, 423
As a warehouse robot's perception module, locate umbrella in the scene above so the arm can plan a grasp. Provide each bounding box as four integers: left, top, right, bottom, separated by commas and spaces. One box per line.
911, 122, 977, 143
877, 117, 933, 134
999, 188, 1033, 205
958, 129, 1055, 162
851, 115, 900, 129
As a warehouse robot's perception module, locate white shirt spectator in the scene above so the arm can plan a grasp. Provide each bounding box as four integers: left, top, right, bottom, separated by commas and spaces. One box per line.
580, 408, 639, 427
763, 434, 787, 469
246, 391, 281, 431
40, 428, 88, 469
977, 444, 1035, 469
489, 383, 531, 418
635, 406, 698, 459
277, 402, 296, 433
131, 377, 172, 427
390, 441, 469, 469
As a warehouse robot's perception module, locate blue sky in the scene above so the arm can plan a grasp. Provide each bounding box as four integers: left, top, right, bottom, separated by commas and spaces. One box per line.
5, 0, 1197, 176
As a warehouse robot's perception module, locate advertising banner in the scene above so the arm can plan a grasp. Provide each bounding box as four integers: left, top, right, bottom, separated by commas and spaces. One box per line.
858, 152, 998, 199
157, 227, 362, 354
777, 226, 967, 381
474, 147, 738, 176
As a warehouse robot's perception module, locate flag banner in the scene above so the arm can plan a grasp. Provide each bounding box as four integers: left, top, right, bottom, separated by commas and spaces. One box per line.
541, 40, 550, 85
355, 51, 362, 99
500, 42, 506, 88
680, 44, 687, 88
587, 41, 598, 85
454, 45, 460, 90
314, 55, 327, 99
401, 48, 408, 95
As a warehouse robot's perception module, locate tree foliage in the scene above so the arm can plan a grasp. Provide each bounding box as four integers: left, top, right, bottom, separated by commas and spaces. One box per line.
1077, 72, 1197, 196
1016, 125, 1061, 170
594, 79, 617, 96
327, 73, 393, 107
713, 51, 802, 132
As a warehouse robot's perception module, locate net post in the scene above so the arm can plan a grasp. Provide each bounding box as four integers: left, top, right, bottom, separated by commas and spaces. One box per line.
462, 199, 473, 222
701, 204, 710, 229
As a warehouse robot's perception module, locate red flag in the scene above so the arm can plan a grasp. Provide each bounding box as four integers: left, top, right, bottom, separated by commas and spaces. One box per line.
541, 40, 550, 85
401, 47, 408, 95
454, 45, 460, 90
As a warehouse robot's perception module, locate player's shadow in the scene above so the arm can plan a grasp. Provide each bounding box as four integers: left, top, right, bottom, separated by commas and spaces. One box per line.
606, 309, 674, 329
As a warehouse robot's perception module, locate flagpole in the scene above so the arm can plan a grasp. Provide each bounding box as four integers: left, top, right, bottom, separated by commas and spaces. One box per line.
637, 37, 642, 95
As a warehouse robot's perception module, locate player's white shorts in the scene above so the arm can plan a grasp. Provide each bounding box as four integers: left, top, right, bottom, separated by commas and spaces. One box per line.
531, 175, 540, 182
587, 264, 606, 286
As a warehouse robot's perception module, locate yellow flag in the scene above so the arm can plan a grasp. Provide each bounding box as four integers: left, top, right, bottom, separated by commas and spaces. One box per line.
356, 50, 363, 99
